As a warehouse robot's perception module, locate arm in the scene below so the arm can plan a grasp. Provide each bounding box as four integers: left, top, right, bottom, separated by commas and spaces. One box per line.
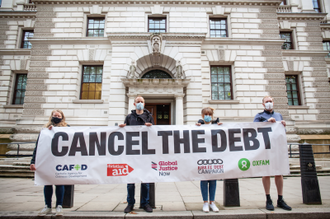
119, 115, 130, 127
30, 135, 40, 171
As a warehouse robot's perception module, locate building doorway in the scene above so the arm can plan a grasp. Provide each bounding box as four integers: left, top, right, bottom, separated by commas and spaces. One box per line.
145, 103, 171, 125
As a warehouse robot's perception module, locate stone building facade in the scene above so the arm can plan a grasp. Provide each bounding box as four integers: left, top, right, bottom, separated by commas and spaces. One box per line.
0, 0, 330, 148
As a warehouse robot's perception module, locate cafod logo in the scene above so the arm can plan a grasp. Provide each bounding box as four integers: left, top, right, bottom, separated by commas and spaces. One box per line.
238, 158, 250, 171
56, 164, 87, 171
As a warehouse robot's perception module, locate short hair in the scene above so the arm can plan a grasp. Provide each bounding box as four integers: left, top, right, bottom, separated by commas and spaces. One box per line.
134, 95, 145, 103
262, 96, 274, 103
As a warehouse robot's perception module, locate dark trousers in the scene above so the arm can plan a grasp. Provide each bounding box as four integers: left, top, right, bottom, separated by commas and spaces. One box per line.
127, 183, 149, 206
44, 185, 65, 208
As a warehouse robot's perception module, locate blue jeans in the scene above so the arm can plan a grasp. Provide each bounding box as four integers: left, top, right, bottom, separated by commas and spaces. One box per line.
44, 185, 65, 208
200, 180, 217, 201
127, 183, 149, 206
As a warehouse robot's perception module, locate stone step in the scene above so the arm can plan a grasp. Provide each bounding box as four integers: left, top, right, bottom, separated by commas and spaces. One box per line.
0, 165, 34, 178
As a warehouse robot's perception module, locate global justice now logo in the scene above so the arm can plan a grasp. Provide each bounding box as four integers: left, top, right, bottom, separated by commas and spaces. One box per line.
151, 161, 178, 176
107, 164, 134, 176
56, 164, 87, 171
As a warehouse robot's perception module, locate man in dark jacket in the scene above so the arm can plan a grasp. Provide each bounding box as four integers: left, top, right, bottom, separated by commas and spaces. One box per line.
119, 95, 154, 213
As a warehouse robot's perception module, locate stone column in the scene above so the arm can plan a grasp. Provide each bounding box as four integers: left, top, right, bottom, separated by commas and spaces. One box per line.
127, 94, 135, 113
175, 94, 184, 125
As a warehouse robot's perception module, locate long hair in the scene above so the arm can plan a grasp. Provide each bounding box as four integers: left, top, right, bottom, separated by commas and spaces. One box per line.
201, 107, 215, 120
44, 109, 68, 128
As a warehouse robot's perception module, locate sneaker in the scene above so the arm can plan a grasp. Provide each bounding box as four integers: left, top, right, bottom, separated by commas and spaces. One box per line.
266, 199, 274, 211
124, 204, 134, 213
202, 203, 209, 213
143, 204, 153, 213
38, 205, 52, 216
209, 202, 219, 212
277, 199, 292, 211
55, 205, 63, 216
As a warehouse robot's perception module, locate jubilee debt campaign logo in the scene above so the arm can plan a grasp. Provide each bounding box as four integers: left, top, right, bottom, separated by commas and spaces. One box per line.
197, 159, 224, 174
107, 164, 134, 177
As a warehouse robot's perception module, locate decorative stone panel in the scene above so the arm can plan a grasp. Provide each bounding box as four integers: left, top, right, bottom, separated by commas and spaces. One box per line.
26, 84, 47, 91
275, 109, 289, 116
264, 73, 285, 79
24, 97, 46, 103
22, 109, 44, 116
268, 80, 286, 85
263, 62, 283, 68
265, 85, 286, 90
25, 91, 43, 96
27, 73, 48, 79
262, 51, 282, 56
273, 97, 288, 104
23, 103, 42, 109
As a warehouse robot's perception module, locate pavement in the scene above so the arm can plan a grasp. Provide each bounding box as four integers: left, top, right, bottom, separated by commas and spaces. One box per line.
0, 176, 329, 218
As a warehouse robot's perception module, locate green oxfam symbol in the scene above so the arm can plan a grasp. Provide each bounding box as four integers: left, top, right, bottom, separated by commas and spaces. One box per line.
74, 164, 81, 171
238, 158, 250, 171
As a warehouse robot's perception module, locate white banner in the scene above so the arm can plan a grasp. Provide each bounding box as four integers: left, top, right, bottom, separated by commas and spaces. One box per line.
35, 122, 289, 185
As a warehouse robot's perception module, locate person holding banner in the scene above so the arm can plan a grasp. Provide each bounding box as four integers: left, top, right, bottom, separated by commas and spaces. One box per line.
253, 96, 292, 211
196, 107, 222, 213
30, 109, 69, 216
119, 95, 154, 213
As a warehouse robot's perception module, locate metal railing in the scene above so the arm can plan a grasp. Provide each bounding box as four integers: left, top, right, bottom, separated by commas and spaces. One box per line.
0, 142, 35, 158
288, 143, 330, 158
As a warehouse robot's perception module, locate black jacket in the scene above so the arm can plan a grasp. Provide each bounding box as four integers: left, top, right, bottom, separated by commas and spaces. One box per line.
197, 118, 220, 125
124, 109, 154, 125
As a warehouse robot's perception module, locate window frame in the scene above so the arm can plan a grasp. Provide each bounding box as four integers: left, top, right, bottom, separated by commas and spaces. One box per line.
210, 66, 233, 100
313, 0, 321, 12
12, 73, 27, 105
323, 41, 330, 57
280, 0, 286, 5
280, 31, 294, 50
86, 17, 105, 37
148, 17, 167, 33
285, 75, 301, 106
80, 65, 103, 100
20, 30, 34, 49
209, 18, 228, 38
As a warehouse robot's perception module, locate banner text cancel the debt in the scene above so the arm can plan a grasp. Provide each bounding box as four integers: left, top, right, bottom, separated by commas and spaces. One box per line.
35, 123, 289, 185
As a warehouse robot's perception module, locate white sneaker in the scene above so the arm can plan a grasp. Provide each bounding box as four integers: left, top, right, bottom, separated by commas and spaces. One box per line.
38, 205, 52, 216
55, 205, 63, 216
209, 202, 219, 212
202, 203, 209, 212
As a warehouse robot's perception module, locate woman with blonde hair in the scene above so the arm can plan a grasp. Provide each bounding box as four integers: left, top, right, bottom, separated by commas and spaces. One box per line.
196, 107, 222, 213
30, 109, 69, 216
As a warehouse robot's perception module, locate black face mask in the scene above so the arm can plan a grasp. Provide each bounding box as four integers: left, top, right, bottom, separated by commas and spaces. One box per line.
51, 117, 62, 124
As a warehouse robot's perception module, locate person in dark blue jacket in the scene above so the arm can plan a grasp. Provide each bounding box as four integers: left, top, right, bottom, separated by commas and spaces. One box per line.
253, 96, 292, 211
119, 95, 154, 213
30, 109, 69, 216
196, 107, 222, 213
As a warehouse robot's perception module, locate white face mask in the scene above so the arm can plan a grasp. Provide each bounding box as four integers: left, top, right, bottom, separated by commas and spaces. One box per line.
136, 102, 144, 110
264, 102, 273, 110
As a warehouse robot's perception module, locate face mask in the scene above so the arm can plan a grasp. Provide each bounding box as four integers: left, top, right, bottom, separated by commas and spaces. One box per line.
136, 102, 144, 110
204, 115, 212, 123
51, 117, 62, 124
264, 102, 273, 110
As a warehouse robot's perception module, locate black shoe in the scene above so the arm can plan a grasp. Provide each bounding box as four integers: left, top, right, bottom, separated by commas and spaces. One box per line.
277, 199, 292, 211
143, 204, 153, 213
266, 199, 274, 211
124, 204, 134, 213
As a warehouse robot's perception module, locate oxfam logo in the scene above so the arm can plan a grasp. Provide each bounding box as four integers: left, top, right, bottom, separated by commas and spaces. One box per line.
238, 158, 250, 171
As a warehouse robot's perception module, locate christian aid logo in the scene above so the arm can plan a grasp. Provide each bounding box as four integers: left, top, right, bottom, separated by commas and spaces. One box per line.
107, 164, 134, 177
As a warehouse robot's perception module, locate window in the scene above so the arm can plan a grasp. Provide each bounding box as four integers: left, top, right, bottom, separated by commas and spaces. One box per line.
280, 32, 293, 49
210, 66, 232, 100
210, 18, 227, 38
286, 75, 300, 106
323, 41, 330, 57
142, 70, 172, 79
80, 66, 103, 99
87, 18, 105, 37
12, 74, 27, 105
21, 30, 34, 49
148, 17, 166, 33
280, 0, 286, 5
313, 0, 321, 12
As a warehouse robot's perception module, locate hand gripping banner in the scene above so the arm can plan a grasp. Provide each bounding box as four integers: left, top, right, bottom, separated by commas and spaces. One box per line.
34, 122, 289, 185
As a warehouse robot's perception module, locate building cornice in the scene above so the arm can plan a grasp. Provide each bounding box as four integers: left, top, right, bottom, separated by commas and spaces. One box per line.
281, 50, 329, 57
0, 49, 31, 55
277, 13, 327, 21
29, 37, 109, 44
107, 32, 206, 41
203, 38, 284, 45
0, 11, 36, 18
122, 78, 191, 88
32, 0, 282, 7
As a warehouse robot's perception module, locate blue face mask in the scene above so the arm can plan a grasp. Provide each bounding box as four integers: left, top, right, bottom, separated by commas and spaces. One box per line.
204, 115, 212, 123
136, 102, 144, 110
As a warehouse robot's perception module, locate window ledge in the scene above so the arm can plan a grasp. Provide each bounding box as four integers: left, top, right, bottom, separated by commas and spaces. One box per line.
3, 105, 24, 109
288, 105, 310, 109
72, 99, 104, 104
208, 100, 240, 104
